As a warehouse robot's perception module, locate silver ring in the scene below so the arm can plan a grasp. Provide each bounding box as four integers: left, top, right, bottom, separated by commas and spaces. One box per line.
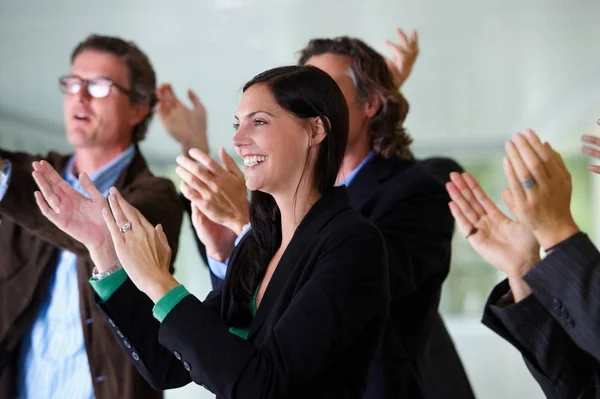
120, 222, 132, 233
520, 177, 536, 189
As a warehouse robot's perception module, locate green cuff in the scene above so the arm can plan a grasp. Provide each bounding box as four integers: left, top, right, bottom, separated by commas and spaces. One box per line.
153, 285, 190, 323
89, 268, 128, 302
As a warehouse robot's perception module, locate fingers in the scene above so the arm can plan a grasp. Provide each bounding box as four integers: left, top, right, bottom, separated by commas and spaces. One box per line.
188, 148, 223, 175
32, 169, 62, 213
219, 148, 243, 177
102, 206, 124, 246
588, 164, 600, 175
188, 89, 204, 111
462, 173, 503, 218
448, 202, 475, 238
179, 180, 204, 203
510, 133, 550, 182
447, 172, 486, 224
501, 188, 516, 215
107, 187, 130, 229
109, 187, 151, 230
79, 173, 105, 202
503, 156, 527, 205
155, 224, 169, 246
34, 191, 58, 222
410, 29, 419, 53
522, 129, 548, 161
582, 134, 600, 147
175, 162, 213, 194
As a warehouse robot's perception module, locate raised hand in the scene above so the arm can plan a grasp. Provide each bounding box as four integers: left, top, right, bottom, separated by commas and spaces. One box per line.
447, 172, 540, 280
384, 28, 419, 90
32, 160, 117, 270
156, 83, 208, 154
176, 147, 248, 234
102, 187, 178, 303
504, 129, 579, 250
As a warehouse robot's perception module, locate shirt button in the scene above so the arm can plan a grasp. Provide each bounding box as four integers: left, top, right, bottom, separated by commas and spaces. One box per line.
567, 319, 576, 329
132, 352, 140, 361
108, 319, 116, 327
184, 361, 191, 372
124, 340, 132, 349
174, 351, 182, 360
117, 330, 124, 338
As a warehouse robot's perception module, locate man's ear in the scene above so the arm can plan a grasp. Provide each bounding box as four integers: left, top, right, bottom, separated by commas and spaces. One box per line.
363, 91, 382, 118
129, 102, 150, 127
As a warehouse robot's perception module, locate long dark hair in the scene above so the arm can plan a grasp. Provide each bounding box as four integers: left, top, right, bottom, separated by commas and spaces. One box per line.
228, 66, 349, 325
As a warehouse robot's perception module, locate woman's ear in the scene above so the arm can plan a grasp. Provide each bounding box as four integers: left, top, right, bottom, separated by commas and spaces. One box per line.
309, 117, 328, 147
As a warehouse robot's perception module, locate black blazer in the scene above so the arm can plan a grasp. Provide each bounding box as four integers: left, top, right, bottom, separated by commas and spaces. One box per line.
96, 187, 390, 399
419, 157, 475, 399
350, 154, 472, 399
483, 232, 600, 398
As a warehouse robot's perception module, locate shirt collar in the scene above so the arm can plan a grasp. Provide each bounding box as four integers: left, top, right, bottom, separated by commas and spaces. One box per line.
337, 151, 376, 187
64, 145, 136, 194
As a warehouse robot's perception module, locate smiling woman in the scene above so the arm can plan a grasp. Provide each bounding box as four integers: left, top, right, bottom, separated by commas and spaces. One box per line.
34, 65, 390, 399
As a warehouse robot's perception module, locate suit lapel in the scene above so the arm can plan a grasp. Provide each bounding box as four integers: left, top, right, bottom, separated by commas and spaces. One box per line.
347, 155, 394, 212
247, 187, 351, 339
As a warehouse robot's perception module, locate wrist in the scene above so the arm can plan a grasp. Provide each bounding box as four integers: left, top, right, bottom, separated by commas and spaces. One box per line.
534, 220, 580, 250
228, 216, 250, 236
206, 247, 233, 262
144, 275, 180, 304
89, 243, 118, 273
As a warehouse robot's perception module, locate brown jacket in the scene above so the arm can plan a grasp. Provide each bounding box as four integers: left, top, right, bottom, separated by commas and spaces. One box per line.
0, 148, 183, 399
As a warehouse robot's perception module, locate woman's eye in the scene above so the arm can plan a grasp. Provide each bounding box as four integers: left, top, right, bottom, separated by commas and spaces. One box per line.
253, 119, 267, 126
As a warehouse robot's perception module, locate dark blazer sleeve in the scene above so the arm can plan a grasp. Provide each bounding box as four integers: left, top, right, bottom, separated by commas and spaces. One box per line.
522, 232, 600, 362
95, 281, 225, 390
108, 222, 388, 398
376, 171, 454, 295
482, 280, 600, 398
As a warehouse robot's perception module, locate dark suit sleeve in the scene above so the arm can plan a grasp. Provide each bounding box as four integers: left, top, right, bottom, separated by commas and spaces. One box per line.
375, 175, 454, 295
95, 280, 225, 390
482, 280, 600, 398
154, 224, 388, 398
522, 232, 600, 363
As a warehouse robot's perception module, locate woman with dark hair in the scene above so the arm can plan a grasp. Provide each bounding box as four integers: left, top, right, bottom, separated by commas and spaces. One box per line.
32, 65, 389, 398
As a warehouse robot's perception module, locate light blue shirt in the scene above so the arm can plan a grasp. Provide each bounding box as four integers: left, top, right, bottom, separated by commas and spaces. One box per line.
9, 145, 136, 399
207, 151, 376, 280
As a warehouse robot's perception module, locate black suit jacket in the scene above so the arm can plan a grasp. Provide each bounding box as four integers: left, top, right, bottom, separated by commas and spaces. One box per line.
483, 232, 600, 398
352, 155, 472, 399
419, 157, 475, 399
96, 187, 390, 399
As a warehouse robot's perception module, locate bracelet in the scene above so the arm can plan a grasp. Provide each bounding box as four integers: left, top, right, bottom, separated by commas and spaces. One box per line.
91, 261, 123, 281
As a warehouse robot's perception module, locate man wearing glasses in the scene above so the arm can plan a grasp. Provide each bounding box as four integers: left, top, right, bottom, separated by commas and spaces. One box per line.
0, 35, 183, 399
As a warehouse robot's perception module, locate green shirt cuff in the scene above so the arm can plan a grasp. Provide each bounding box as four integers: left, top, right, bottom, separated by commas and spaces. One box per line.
153, 285, 190, 323
89, 268, 128, 302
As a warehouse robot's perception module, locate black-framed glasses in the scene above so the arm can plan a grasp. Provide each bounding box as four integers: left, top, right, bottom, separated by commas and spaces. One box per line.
58, 75, 132, 99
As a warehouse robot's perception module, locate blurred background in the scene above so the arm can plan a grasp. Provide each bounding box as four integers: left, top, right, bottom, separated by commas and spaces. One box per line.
2, 0, 600, 397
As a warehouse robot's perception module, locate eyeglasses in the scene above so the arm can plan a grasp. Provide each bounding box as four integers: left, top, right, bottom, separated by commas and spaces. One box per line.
58, 75, 132, 99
